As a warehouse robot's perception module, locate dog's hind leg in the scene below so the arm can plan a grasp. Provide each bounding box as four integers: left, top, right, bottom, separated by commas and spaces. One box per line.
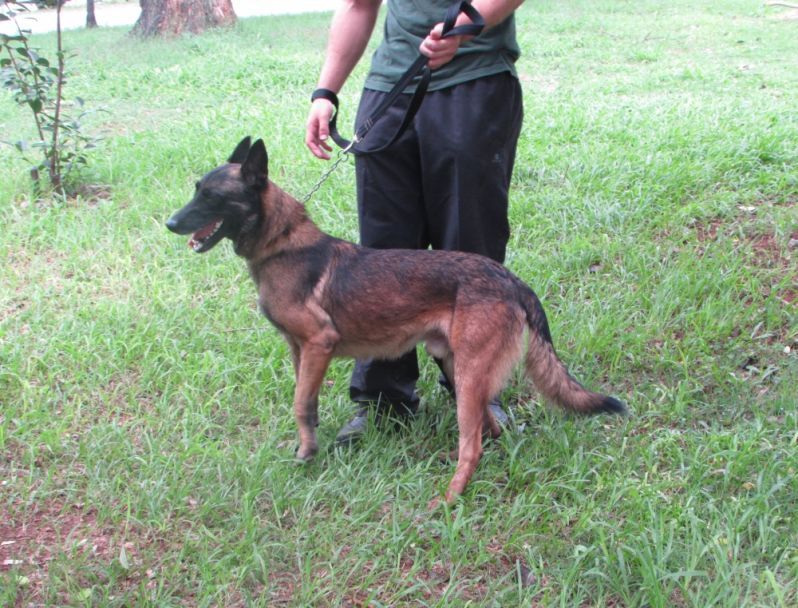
437, 304, 525, 504
293, 342, 333, 462
443, 376, 489, 504
426, 337, 502, 445
285, 335, 301, 383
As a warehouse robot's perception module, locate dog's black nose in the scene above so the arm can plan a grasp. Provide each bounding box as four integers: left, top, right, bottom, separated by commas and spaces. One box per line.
165, 217, 179, 233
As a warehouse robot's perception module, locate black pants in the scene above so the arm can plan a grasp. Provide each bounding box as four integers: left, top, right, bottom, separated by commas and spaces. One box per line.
349, 72, 524, 413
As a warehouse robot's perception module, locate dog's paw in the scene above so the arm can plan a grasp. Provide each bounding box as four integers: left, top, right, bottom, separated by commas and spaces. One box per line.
427, 492, 457, 511
295, 445, 318, 462
427, 496, 443, 511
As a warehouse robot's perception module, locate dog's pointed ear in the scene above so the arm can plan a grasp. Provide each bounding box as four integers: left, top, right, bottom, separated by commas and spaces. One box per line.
241, 138, 268, 189
228, 136, 252, 164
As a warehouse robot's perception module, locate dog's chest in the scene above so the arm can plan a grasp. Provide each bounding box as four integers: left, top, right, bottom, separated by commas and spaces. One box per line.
255, 270, 335, 341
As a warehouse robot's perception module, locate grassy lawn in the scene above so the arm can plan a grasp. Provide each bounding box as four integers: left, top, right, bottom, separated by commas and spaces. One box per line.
1, 0, 797, 605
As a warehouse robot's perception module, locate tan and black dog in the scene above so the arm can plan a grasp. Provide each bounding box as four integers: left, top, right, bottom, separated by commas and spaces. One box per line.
166, 137, 626, 505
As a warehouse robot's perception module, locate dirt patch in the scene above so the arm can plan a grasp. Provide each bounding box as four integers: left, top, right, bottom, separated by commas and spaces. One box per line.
648, 203, 798, 386
264, 544, 525, 606
0, 497, 164, 606
1, 501, 108, 604
67, 184, 113, 207
694, 218, 724, 243
747, 229, 797, 304
4, 247, 69, 298
2, 247, 65, 326
689, 200, 798, 306
0, 298, 28, 325
266, 571, 298, 606
0, 503, 109, 571
750, 230, 796, 267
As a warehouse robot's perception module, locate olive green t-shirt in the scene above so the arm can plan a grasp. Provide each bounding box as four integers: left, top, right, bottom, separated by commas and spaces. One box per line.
364, 0, 520, 92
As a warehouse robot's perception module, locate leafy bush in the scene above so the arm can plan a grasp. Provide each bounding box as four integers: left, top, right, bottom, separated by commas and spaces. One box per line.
1, 0, 98, 193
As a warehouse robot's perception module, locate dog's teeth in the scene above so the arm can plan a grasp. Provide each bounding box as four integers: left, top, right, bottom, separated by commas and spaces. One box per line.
187, 219, 223, 252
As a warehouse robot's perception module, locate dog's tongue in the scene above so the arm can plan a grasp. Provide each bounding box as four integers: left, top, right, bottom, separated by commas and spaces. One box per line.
188, 220, 219, 248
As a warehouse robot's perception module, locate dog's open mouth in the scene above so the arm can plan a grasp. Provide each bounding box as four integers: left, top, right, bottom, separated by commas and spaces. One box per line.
188, 219, 224, 252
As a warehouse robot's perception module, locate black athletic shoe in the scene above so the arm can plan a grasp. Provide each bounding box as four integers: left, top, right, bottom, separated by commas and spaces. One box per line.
334, 408, 370, 445
334, 403, 417, 445
488, 401, 510, 427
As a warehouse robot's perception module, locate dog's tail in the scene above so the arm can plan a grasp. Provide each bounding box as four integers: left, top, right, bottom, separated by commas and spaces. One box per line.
517, 283, 627, 416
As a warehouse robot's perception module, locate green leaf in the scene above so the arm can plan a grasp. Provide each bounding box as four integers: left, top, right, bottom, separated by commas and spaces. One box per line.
6, 1, 33, 11
28, 98, 42, 112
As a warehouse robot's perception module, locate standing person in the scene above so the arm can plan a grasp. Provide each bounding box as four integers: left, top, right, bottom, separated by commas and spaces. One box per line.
305, 0, 524, 444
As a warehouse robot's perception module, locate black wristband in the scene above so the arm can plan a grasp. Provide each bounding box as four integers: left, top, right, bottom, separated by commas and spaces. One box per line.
311, 88, 339, 107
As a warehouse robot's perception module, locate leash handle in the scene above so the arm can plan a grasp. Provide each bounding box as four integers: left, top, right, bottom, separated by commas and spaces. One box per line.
442, 0, 485, 38
325, 0, 485, 155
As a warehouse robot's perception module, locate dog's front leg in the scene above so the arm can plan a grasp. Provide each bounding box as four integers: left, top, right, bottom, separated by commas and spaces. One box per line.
293, 342, 333, 461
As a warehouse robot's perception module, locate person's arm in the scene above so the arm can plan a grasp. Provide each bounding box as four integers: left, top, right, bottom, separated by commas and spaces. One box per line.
305, 0, 383, 160
420, 0, 524, 70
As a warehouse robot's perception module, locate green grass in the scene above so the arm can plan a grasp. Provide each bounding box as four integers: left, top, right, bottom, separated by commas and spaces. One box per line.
1, 1, 797, 605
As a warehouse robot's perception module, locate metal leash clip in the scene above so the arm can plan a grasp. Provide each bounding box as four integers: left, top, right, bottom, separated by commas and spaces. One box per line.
300, 136, 359, 204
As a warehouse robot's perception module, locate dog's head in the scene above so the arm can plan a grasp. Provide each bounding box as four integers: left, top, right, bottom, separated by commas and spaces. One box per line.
166, 136, 268, 253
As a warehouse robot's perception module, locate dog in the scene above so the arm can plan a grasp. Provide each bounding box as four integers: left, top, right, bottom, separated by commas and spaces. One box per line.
166, 137, 626, 505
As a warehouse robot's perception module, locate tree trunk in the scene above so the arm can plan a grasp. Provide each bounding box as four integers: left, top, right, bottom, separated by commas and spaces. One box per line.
131, 0, 237, 37
86, 0, 98, 28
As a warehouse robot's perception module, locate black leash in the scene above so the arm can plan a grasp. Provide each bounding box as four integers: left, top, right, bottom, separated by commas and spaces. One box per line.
311, 0, 485, 156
